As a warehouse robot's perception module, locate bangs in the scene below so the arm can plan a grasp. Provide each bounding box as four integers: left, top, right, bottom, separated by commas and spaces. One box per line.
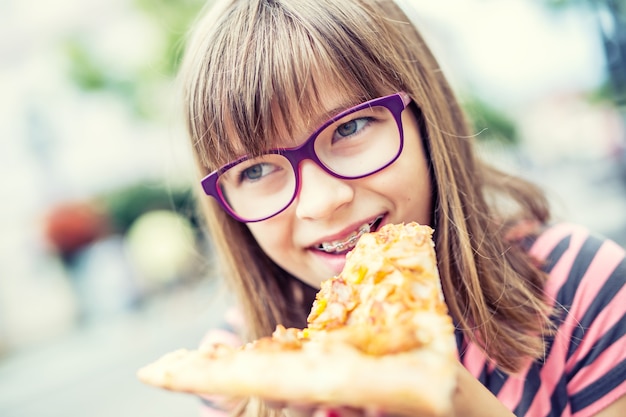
183, 0, 405, 172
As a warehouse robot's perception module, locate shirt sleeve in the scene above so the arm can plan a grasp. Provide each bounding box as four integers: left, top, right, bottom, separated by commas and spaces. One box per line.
562, 234, 626, 417
198, 307, 245, 416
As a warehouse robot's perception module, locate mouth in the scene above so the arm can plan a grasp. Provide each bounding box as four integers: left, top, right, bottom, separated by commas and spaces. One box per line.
315, 215, 384, 254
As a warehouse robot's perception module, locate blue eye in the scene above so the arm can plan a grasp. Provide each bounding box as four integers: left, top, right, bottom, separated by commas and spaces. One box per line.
333, 118, 370, 143
337, 120, 358, 136
240, 163, 275, 182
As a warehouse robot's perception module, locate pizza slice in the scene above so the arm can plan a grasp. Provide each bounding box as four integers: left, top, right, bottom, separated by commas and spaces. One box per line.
137, 222, 457, 416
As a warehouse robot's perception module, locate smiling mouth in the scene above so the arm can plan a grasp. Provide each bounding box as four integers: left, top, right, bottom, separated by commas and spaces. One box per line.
316, 215, 384, 254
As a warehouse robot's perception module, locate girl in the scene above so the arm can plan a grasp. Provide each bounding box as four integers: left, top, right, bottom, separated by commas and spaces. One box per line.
178, 0, 626, 416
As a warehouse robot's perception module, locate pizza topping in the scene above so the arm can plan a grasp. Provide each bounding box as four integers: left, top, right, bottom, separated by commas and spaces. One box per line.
247, 325, 305, 351
306, 222, 450, 356
199, 343, 236, 359
136, 222, 457, 417
272, 325, 304, 347
308, 278, 359, 331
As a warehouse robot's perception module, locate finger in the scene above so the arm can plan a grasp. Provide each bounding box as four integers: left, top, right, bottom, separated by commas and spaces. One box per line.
312, 409, 336, 417
264, 400, 287, 410
312, 406, 363, 417
364, 408, 410, 417
364, 408, 383, 417
286, 409, 314, 417
283, 402, 317, 417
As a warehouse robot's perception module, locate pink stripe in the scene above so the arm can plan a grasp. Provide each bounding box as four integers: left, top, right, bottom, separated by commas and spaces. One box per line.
461, 342, 530, 412
571, 240, 623, 308
528, 223, 580, 262
523, 229, 590, 417
498, 228, 589, 414
462, 346, 534, 412
524, 384, 572, 417
462, 342, 487, 378
524, 313, 580, 417
497, 372, 532, 412
567, 286, 626, 380
564, 241, 625, 366
524, 231, 626, 417
572, 379, 626, 417
568, 326, 626, 394
540, 226, 589, 305
562, 403, 573, 417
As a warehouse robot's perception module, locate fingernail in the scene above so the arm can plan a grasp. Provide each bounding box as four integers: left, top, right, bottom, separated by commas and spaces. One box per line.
312, 409, 340, 417
365, 409, 383, 417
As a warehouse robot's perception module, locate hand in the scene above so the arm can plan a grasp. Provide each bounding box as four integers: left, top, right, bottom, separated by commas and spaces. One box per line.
452, 363, 514, 417
266, 362, 516, 417
265, 401, 408, 417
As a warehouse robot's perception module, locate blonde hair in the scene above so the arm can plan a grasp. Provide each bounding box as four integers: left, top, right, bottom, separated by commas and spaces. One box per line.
180, 0, 553, 376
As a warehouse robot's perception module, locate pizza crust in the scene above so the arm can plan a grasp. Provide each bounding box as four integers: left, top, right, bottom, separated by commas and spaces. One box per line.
137, 223, 457, 416
138, 335, 456, 416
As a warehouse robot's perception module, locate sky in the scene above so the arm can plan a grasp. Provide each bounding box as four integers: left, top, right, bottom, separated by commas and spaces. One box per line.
0, 0, 608, 204
411, 0, 606, 107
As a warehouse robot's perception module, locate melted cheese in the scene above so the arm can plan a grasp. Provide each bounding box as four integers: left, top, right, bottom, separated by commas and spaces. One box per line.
306, 222, 452, 355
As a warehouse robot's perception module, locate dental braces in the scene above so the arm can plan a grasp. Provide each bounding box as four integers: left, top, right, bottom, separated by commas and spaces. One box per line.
320, 223, 371, 253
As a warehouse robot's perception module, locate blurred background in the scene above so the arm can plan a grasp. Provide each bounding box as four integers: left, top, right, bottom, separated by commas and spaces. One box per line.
0, 0, 625, 416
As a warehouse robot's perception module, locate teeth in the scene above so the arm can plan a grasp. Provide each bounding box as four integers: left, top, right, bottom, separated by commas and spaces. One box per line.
319, 223, 372, 254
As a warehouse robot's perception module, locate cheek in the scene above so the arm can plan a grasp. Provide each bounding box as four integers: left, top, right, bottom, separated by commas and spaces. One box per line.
392, 140, 433, 223
247, 218, 289, 257
409, 161, 433, 221
398, 166, 432, 220
245, 211, 306, 276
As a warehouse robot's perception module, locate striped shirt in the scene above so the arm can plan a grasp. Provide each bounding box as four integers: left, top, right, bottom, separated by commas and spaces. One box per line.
201, 223, 626, 416
458, 223, 626, 416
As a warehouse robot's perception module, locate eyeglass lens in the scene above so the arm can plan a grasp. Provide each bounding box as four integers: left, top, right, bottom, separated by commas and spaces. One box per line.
216, 103, 401, 221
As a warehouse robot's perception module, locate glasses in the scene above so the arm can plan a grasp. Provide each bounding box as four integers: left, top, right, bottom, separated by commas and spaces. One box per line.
200, 92, 412, 222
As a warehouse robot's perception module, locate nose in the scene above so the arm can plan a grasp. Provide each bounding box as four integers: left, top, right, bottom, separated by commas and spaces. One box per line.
294, 160, 355, 220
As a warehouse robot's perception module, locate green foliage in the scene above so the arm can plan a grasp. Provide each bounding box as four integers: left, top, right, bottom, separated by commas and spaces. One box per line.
64, 39, 108, 91
99, 182, 199, 234
586, 79, 618, 104
62, 0, 206, 119
63, 35, 152, 118
462, 97, 518, 145
63, 38, 136, 99
133, 0, 207, 76
539, 0, 586, 10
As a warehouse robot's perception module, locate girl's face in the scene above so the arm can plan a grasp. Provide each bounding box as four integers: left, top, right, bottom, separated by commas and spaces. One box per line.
245, 90, 433, 289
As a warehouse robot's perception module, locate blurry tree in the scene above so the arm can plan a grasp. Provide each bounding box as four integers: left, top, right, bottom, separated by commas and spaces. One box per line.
50, 0, 211, 309
540, 0, 626, 107
61, 0, 209, 233
539, 0, 626, 181
63, 0, 206, 119
99, 183, 199, 235
462, 96, 519, 145
588, 0, 626, 180
133, 0, 209, 76
593, 0, 626, 107
540, 0, 584, 9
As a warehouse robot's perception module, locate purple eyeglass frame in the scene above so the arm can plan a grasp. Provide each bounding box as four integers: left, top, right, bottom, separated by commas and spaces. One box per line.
200, 91, 412, 222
